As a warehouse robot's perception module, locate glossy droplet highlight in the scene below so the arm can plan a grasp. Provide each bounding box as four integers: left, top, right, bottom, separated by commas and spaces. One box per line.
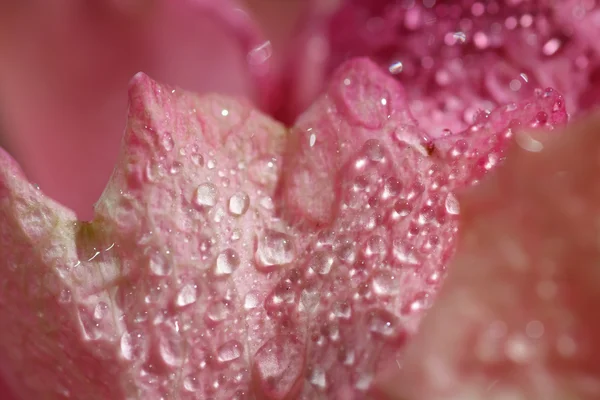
228, 192, 250, 216
194, 183, 218, 208
256, 230, 295, 269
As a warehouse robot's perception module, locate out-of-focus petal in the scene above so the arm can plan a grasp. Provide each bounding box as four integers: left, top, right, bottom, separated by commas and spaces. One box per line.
0, 0, 276, 221
374, 114, 600, 400
285, 1, 600, 126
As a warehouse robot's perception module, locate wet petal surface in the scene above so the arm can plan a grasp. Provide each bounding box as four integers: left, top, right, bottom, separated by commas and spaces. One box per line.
0, 59, 567, 399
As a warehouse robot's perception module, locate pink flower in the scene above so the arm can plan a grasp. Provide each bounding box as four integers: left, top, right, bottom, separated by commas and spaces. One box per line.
0, 1, 599, 399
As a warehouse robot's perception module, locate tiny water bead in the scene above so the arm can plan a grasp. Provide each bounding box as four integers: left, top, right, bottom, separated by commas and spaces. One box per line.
194, 182, 218, 208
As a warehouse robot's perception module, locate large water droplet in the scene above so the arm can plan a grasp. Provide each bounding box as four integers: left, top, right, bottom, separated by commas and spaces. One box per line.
365, 235, 387, 258
161, 132, 175, 152
206, 300, 232, 324
149, 253, 172, 276
176, 283, 198, 307
334, 236, 357, 264
120, 330, 147, 361
228, 192, 250, 216
445, 192, 460, 215
372, 271, 399, 296
309, 367, 327, 389
256, 230, 295, 270
215, 249, 240, 276
392, 240, 419, 265
217, 340, 243, 363
194, 183, 218, 208
244, 291, 260, 309
364, 139, 385, 162
253, 336, 304, 399
367, 309, 401, 339
158, 323, 185, 367
308, 250, 335, 275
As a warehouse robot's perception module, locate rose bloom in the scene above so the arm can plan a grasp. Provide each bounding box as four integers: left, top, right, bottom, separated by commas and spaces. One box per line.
1, 1, 599, 399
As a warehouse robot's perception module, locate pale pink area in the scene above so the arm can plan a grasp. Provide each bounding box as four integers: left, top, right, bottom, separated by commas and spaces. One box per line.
0, 59, 567, 399
376, 115, 600, 400
0, 0, 276, 221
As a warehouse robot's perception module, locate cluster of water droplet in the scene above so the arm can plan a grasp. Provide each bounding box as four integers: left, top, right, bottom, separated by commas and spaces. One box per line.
327, 0, 597, 134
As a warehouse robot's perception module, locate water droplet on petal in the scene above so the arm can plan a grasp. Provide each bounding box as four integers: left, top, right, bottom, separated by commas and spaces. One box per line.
253, 336, 304, 399
367, 309, 401, 340
244, 291, 260, 309
309, 250, 335, 275
445, 192, 460, 215
176, 283, 198, 307
149, 253, 172, 276
158, 323, 184, 367
309, 367, 327, 389
256, 230, 295, 270
120, 330, 147, 361
372, 271, 399, 296
389, 61, 403, 74
191, 153, 204, 167
194, 183, 218, 208
161, 132, 174, 152
215, 249, 240, 276
228, 192, 250, 216
217, 340, 243, 363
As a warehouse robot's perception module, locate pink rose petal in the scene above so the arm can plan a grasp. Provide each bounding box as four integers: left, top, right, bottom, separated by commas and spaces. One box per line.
0, 59, 567, 398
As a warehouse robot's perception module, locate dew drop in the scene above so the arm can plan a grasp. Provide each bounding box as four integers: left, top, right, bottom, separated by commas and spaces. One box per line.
149, 253, 172, 276
217, 340, 243, 363
206, 300, 232, 324
364, 139, 385, 162
445, 192, 460, 215
158, 324, 184, 367
120, 330, 147, 361
543, 38, 561, 56
253, 336, 304, 399
401, 291, 430, 315
334, 236, 357, 264
194, 183, 218, 208
176, 283, 198, 307
309, 250, 335, 275
367, 309, 400, 339
93, 301, 109, 320
228, 192, 250, 216
309, 367, 327, 389
191, 153, 204, 167
244, 291, 260, 309
161, 132, 174, 152
169, 161, 182, 175
389, 61, 403, 74
256, 230, 295, 269
215, 249, 240, 276
392, 239, 419, 265
365, 235, 387, 257
372, 271, 399, 296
